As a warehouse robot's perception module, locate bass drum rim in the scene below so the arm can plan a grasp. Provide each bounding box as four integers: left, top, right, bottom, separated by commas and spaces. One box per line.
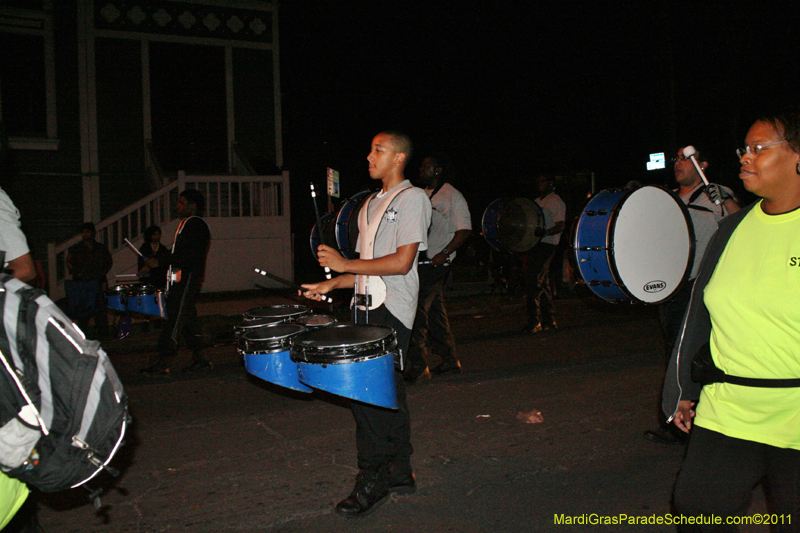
572, 185, 695, 304
481, 197, 545, 253
335, 190, 372, 260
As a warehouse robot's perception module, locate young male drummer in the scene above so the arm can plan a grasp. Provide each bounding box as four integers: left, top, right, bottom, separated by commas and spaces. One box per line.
301, 131, 431, 518
643, 145, 741, 445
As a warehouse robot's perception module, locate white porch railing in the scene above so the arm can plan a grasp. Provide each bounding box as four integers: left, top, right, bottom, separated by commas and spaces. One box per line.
47, 172, 291, 301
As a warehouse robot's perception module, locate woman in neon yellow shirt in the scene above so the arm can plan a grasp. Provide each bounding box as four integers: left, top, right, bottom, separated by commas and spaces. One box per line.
663, 107, 800, 531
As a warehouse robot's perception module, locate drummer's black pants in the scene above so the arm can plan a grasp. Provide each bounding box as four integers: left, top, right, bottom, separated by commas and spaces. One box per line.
524, 243, 556, 326
658, 279, 694, 362
351, 305, 413, 481
407, 263, 458, 370
157, 274, 205, 366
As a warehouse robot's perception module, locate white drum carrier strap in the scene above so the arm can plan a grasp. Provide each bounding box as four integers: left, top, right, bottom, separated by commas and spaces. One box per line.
355, 187, 411, 312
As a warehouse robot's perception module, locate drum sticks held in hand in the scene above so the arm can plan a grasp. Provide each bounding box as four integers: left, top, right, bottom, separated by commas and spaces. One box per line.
682, 146, 711, 187
253, 267, 333, 304
124, 238, 144, 257
310, 183, 333, 280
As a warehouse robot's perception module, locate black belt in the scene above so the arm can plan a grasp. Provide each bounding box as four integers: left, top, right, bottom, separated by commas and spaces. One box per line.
692, 344, 800, 388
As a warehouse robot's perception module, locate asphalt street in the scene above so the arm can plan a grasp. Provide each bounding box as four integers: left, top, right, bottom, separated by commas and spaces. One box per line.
28, 287, 772, 532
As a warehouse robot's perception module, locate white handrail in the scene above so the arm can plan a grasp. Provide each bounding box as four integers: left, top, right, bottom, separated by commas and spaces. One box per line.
47, 172, 288, 299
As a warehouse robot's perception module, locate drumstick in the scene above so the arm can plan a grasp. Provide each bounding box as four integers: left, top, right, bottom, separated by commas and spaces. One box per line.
310, 183, 333, 280
253, 267, 333, 303
682, 145, 713, 186
124, 238, 144, 257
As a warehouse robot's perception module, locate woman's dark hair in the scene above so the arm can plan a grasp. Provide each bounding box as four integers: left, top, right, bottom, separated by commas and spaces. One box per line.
758, 106, 800, 154
144, 225, 161, 242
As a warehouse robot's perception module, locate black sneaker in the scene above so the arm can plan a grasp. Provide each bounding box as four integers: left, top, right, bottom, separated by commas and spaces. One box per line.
389, 471, 416, 496
403, 365, 431, 384
182, 360, 213, 373
140, 364, 170, 377
334, 470, 390, 519
431, 360, 461, 376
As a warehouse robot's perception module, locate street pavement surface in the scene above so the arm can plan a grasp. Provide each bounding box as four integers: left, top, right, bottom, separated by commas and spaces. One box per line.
30, 285, 771, 532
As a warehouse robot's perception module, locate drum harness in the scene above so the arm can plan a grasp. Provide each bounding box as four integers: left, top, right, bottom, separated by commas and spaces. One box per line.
684, 185, 724, 218
353, 186, 412, 326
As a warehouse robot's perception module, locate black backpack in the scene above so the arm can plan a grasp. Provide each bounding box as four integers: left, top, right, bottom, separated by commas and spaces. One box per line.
0, 271, 130, 499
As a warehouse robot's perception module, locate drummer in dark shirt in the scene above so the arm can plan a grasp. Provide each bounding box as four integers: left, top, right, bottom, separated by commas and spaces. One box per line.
140, 190, 211, 376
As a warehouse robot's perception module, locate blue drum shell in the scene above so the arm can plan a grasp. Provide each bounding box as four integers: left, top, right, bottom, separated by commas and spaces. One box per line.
291, 324, 399, 409
573, 189, 628, 302
241, 323, 312, 393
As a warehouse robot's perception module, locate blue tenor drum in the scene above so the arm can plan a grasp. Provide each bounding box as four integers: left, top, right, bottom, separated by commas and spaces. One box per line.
105, 285, 131, 312
240, 323, 312, 393
235, 304, 310, 338
291, 324, 398, 409
573, 185, 694, 304
126, 285, 166, 317
481, 197, 545, 253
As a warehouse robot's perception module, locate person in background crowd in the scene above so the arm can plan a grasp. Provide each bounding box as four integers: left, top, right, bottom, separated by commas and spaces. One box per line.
66, 223, 113, 339
521, 175, 565, 334
137, 225, 170, 289
644, 145, 741, 446
140, 190, 211, 376
404, 152, 471, 383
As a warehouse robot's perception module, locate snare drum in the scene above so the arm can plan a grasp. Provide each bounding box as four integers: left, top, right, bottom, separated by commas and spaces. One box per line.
291, 324, 399, 409
573, 185, 694, 304
243, 304, 310, 322
482, 198, 545, 253
105, 285, 131, 312
126, 285, 166, 317
240, 323, 312, 393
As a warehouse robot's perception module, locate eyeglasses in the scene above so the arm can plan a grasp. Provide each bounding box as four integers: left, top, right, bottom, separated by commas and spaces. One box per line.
669, 156, 690, 164
736, 140, 787, 158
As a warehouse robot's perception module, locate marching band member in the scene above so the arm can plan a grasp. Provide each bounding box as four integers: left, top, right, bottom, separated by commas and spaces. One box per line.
302, 131, 431, 518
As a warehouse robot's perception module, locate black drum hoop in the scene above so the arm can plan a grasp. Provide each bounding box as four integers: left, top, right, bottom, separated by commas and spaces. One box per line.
243, 304, 310, 322
290, 325, 397, 364
238, 324, 306, 355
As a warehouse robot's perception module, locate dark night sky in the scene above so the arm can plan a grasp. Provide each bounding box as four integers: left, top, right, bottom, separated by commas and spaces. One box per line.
277, 2, 797, 250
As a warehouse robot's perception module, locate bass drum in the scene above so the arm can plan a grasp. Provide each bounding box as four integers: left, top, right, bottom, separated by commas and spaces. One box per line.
308, 190, 372, 260
481, 198, 546, 253
572, 185, 694, 304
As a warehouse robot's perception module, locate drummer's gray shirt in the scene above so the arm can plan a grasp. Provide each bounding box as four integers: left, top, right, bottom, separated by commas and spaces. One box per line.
678, 183, 736, 279
356, 180, 431, 330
